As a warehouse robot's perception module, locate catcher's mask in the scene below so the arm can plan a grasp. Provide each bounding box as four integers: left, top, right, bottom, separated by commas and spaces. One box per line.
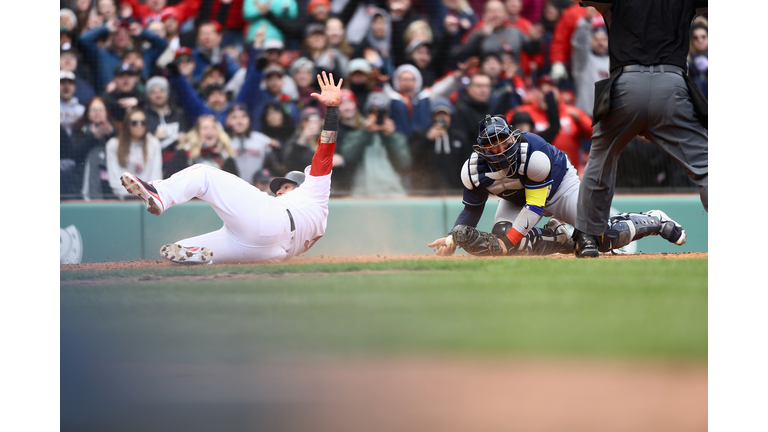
474, 114, 521, 175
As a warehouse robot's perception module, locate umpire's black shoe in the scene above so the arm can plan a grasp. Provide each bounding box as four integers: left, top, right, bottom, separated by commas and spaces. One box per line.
573, 230, 600, 258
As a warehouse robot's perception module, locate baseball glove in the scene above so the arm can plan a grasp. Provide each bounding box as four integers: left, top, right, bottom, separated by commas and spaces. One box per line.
451, 225, 505, 256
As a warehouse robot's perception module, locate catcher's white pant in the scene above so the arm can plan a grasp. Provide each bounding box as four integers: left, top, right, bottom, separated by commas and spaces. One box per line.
495, 164, 581, 225
153, 165, 295, 263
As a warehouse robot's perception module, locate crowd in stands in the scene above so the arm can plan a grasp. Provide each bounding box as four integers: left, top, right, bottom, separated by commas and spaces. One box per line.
60, 0, 708, 200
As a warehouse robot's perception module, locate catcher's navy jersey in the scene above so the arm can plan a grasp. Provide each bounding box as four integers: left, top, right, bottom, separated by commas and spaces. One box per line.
460, 132, 571, 208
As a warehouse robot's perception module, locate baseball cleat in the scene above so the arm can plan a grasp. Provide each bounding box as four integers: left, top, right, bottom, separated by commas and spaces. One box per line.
160, 244, 213, 264
573, 231, 600, 258
545, 218, 575, 254
646, 210, 686, 245
121, 172, 164, 216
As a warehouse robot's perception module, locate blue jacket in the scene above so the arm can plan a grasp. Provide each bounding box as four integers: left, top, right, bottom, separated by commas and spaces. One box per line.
169, 73, 229, 127
78, 25, 168, 93
238, 47, 300, 132
191, 48, 241, 83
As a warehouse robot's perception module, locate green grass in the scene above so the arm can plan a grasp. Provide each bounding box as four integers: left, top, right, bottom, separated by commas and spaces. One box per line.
61, 257, 708, 364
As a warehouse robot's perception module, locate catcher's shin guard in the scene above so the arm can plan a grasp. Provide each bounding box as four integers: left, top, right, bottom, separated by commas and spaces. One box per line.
451, 225, 505, 256
599, 211, 685, 252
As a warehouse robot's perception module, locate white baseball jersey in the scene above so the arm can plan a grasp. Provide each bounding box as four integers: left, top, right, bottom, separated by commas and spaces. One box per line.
151, 163, 330, 263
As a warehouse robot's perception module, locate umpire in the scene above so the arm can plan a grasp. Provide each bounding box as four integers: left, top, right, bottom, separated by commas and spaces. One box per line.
570, 0, 709, 257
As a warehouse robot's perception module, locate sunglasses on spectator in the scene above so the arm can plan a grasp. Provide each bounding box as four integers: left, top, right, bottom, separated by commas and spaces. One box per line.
692, 35, 707, 40
130, 119, 147, 126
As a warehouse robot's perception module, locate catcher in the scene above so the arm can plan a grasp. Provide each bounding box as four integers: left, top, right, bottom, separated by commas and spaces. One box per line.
428, 114, 687, 257
120, 71, 342, 264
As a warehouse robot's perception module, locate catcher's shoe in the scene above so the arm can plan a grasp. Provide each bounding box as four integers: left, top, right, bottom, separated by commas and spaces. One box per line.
573, 230, 600, 258
646, 210, 686, 245
121, 172, 164, 216
160, 244, 213, 264
451, 225, 504, 256
544, 218, 575, 254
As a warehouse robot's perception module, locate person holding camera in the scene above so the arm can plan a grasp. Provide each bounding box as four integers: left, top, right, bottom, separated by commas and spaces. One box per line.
339, 92, 411, 198
407, 97, 467, 194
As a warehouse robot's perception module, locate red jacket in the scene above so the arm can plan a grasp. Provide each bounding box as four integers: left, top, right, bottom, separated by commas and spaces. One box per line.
121, 0, 201, 27
548, 3, 587, 66
506, 102, 593, 173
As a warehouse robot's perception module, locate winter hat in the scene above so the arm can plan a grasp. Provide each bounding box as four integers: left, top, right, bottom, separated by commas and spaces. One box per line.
430, 97, 455, 116
392, 64, 423, 94
145, 76, 169, 95
290, 57, 315, 76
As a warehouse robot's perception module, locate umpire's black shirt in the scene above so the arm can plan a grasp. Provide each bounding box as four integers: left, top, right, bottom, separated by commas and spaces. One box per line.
581, 0, 708, 72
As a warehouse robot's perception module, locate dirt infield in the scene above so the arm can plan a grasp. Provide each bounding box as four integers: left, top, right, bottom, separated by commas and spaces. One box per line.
61, 251, 707, 272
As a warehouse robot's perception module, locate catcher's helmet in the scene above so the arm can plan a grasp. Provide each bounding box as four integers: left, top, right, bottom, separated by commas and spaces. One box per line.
473, 114, 521, 175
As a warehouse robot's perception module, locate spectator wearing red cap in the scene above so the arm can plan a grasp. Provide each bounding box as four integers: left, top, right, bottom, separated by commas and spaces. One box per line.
243, 0, 298, 46
505, 75, 591, 175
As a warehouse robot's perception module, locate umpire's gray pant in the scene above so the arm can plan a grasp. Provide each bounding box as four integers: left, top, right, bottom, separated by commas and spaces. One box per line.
576, 67, 709, 236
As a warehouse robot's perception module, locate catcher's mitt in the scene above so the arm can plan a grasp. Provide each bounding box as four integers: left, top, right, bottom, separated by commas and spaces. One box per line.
451, 225, 505, 256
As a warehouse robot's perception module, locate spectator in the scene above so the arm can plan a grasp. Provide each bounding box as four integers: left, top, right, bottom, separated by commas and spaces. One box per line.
78, 17, 168, 93
509, 110, 534, 131
102, 63, 146, 123
332, 88, 362, 195
352, 8, 395, 77
61, 123, 81, 199
252, 167, 274, 192
345, 58, 377, 114
238, 62, 300, 132
205, 0, 248, 50
70, 0, 95, 36
142, 76, 188, 177
290, 57, 327, 118
166, 114, 238, 176
569, 7, 609, 117
191, 21, 241, 83
242, 0, 299, 46
160, 6, 183, 52
407, 97, 466, 194
450, 71, 494, 146
503, 0, 544, 78
61, 70, 86, 136
506, 75, 590, 174
451, 0, 541, 72
272, 106, 326, 174
340, 91, 412, 197
60, 8, 79, 38
384, 0, 427, 68
259, 101, 296, 147
174, 47, 198, 86
478, 52, 510, 110
105, 106, 163, 199
144, 18, 175, 76
386, 63, 462, 138
96, 0, 118, 22
300, 23, 349, 82
439, 0, 478, 66
167, 59, 234, 128
72, 97, 119, 200
198, 63, 227, 97
509, 96, 560, 143
687, 18, 708, 99
224, 102, 280, 183
534, 0, 563, 77
404, 38, 448, 89
548, 2, 587, 84
325, 15, 354, 60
